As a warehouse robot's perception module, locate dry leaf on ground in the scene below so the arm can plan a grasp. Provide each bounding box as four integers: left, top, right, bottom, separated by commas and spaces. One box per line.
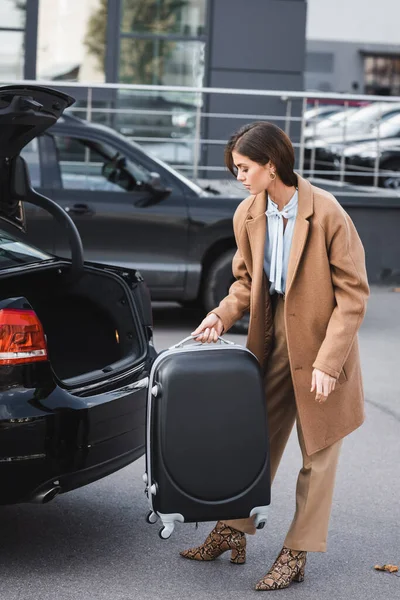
374, 564, 399, 573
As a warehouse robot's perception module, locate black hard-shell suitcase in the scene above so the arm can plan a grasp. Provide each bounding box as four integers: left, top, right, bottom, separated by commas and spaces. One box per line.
143, 335, 270, 539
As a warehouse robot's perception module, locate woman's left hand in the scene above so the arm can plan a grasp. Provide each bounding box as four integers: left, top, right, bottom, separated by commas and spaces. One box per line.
311, 369, 337, 403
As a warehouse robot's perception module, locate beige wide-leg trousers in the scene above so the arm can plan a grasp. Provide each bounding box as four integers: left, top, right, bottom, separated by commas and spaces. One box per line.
223, 295, 342, 552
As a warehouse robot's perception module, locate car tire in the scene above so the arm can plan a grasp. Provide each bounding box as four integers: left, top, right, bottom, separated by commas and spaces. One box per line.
203, 249, 249, 335
380, 159, 400, 189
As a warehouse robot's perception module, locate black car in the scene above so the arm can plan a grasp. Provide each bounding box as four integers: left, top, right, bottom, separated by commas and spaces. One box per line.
333, 138, 400, 189
17, 109, 247, 330
0, 85, 155, 505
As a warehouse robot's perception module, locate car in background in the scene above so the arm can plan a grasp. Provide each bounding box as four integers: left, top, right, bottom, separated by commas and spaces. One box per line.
304, 104, 345, 127
303, 106, 359, 141
305, 102, 400, 143
303, 108, 359, 173
0, 85, 155, 505
305, 111, 400, 176
333, 138, 400, 189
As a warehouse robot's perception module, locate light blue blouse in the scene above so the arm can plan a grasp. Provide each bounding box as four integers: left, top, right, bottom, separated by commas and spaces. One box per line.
264, 190, 299, 295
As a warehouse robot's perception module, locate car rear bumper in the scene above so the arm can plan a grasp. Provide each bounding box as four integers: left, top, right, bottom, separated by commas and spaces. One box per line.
0, 373, 147, 505
0, 442, 144, 505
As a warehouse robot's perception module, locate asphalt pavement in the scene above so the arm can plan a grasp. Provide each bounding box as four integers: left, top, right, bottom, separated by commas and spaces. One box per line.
1, 286, 399, 600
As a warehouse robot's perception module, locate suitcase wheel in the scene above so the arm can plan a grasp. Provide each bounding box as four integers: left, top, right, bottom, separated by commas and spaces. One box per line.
146, 511, 158, 525
159, 526, 173, 540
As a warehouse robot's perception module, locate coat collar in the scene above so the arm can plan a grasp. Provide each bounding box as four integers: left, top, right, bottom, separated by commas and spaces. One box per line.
246, 174, 314, 220
245, 174, 314, 297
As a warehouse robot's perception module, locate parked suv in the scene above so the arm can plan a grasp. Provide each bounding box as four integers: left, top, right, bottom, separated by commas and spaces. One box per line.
0, 85, 155, 505
20, 112, 248, 331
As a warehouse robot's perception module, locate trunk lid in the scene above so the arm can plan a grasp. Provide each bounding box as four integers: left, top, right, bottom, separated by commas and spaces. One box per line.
0, 84, 75, 231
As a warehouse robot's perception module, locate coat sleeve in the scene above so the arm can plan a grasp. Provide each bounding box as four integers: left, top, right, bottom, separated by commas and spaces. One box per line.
207, 204, 252, 333
312, 209, 370, 379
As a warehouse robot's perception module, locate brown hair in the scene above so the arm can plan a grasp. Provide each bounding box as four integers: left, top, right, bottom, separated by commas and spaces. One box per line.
224, 121, 297, 187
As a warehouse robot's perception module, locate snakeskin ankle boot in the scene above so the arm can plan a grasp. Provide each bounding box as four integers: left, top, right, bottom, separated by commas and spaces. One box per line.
255, 546, 307, 591
180, 521, 246, 564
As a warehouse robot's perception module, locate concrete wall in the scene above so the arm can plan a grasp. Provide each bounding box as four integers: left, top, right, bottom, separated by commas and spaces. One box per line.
345, 204, 400, 284
305, 39, 400, 94
318, 183, 400, 284
305, 40, 363, 94
306, 0, 400, 45
305, 0, 400, 94
203, 0, 307, 176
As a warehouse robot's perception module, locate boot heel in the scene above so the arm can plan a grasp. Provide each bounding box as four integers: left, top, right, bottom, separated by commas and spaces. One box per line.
293, 567, 305, 583
230, 545, 246, 565
180, 521, 246, 563
255, 547, 307, 590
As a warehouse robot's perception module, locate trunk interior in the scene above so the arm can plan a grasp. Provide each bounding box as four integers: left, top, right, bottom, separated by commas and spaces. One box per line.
0, 264, 142, 382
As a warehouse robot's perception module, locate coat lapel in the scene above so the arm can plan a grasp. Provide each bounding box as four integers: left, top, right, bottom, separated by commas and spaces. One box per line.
285, 219, 309, 297
245, 191, 267, 282
285, 175, 314, 297
245, 192, 269, 367
243, 177, 314, 297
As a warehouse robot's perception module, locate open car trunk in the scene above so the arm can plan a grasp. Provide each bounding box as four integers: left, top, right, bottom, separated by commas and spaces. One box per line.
0, 263, 144, 384
0, 84, 148, 387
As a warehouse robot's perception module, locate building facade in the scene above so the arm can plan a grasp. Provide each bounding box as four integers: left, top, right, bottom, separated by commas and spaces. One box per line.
0, 0, 306, 89
305, 0, 400, 95
0, 0, 307, 174
3, 1, 400, 99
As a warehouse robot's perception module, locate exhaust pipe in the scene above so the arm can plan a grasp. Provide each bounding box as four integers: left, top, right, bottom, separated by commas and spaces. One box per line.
30, 483, 61, 504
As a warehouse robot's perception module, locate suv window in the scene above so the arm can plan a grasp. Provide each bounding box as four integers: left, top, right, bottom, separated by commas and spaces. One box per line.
21, 138, 41, 187
0, 232, 52, 270
54, 135, 152, 192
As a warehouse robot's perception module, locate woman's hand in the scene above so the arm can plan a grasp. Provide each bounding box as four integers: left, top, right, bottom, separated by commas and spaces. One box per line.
191, 313, 224, 343
311, 368, 337, 403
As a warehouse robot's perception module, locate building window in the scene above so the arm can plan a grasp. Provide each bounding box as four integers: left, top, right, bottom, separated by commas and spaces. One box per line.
305, 52, 334, 74
0, 0, 26, 80
1, 0, 26, 28
36, 0, 106, 82
119, 0, 207, 87
364, 54, 400, 96
0, 30, 25, 80
115, 0, 206, 156
119, 38, 205, 87
121, 0, 207, 37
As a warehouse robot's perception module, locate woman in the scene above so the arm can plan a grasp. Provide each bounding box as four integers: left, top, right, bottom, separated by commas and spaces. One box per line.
180, 122, 369, 591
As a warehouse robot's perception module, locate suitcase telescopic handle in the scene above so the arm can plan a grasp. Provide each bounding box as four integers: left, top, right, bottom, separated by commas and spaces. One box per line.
169, 334, 235, 349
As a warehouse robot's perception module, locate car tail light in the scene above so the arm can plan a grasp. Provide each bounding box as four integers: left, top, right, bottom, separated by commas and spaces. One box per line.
0, 308, 48, 365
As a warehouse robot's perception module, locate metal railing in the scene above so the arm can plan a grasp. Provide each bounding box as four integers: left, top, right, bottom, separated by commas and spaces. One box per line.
4, 79, 400, 195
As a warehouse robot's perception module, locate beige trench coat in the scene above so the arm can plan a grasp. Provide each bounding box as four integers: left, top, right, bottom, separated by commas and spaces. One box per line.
211, 175, 370, 455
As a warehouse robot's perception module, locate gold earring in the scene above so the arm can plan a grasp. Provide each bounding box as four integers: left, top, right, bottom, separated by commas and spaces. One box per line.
270, 171, 276, 181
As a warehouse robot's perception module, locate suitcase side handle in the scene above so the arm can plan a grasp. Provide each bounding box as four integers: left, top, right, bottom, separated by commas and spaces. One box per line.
169, 334, 235, 349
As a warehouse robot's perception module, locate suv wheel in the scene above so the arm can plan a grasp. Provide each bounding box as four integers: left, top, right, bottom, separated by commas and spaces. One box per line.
203, 250, 249, 335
